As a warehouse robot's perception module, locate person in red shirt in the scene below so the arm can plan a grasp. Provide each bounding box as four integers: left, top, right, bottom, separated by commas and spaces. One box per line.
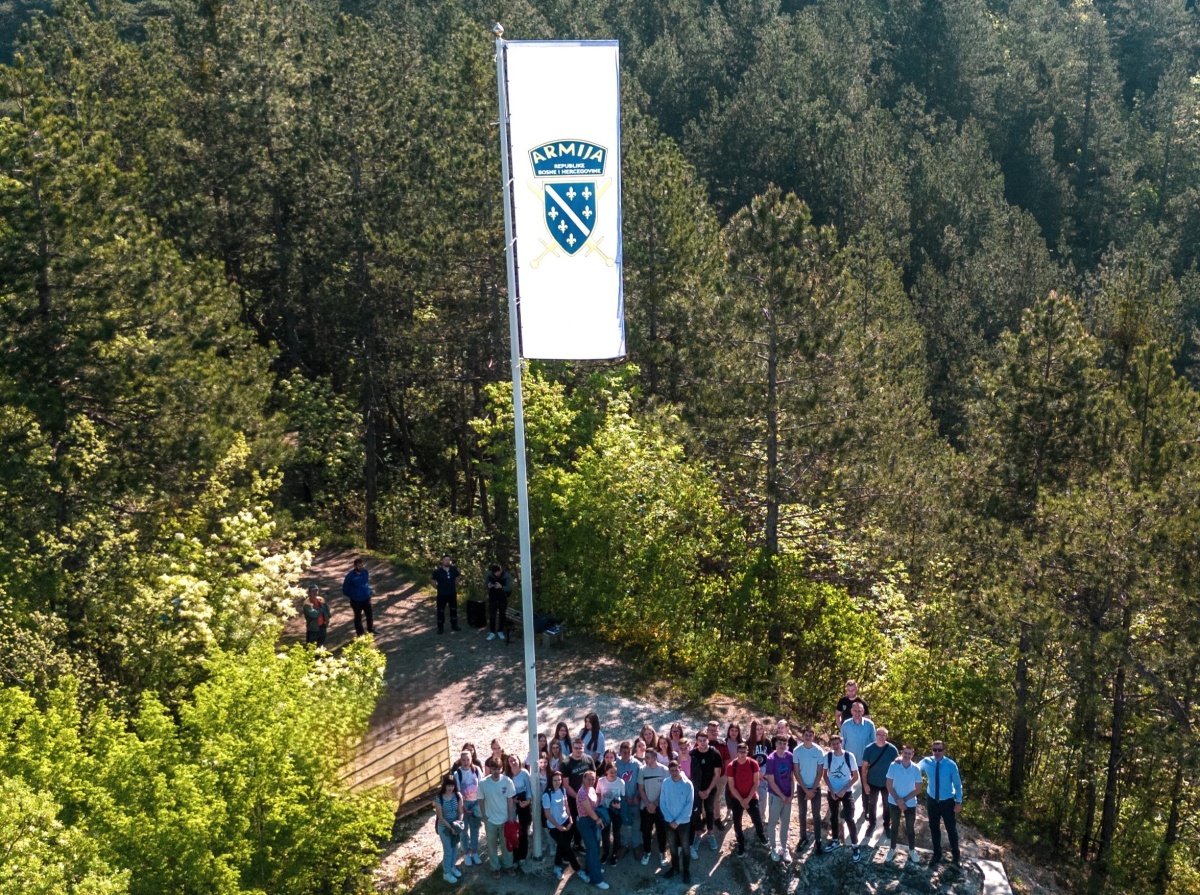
725, 742, 767, 856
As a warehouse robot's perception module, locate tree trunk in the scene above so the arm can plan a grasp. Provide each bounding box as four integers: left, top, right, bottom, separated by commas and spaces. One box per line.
1153, 759, 1186, 893
348, 135, 379, 549
1075, 636, 1099, 861
765, 311, 779, 557
1008, 624, 1031, 808
1093, 604, 1131, 888
363, 382, 379, 548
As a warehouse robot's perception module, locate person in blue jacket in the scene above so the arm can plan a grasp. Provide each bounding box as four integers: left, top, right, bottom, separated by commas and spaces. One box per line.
660, 759, 696, 884
342, 557, 374, 636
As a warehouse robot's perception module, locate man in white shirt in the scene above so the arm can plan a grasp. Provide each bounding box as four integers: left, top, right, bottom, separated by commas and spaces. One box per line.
638, 748, 669, 866
821, 734, 861, 862
885, 744, 923, 863
792, 725, 825, 854
478, 758, 516, 875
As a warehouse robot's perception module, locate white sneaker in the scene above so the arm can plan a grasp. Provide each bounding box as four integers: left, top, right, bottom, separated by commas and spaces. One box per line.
451, 866, 463, 877
443, 872, 458, 884
597, 884, 610, 891
578, 872, 590, 883
640, 854, 650, 866
486, 632, 496, 641
498, 631, 507, 641
770, 848, 781, 862
471, 853, 482, 865
689, 844, 699, 860
780, 850, 792, 865
909, 847, 919, 863
660, 856, 671, 867
708, 833, 718, 851
886, 848, 896, 863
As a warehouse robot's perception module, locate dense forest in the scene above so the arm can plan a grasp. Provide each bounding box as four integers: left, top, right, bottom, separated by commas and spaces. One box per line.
3, 0, 1200, 893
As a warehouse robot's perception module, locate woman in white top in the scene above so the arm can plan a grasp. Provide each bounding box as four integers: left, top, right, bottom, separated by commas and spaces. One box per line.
553, 721, 573, 758
543, 771, 583, 879
656, 734, 676, 765
639, 723, 658, 751
668, 721, 685, 758
453, 748, 484, 865
547, 739, 565, 774
580, 712, 606, 762
506, 754, 533, 867
432, 774, 465, 884
597, 760, 626, 865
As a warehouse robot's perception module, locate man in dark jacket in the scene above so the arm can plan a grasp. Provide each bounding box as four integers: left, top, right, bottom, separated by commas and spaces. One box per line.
485, 564, 513, 642
342, 557, 374, 636
431, 554, 461, 634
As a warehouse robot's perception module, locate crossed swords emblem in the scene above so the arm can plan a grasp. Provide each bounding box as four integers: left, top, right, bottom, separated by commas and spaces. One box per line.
529, 179, 615, 268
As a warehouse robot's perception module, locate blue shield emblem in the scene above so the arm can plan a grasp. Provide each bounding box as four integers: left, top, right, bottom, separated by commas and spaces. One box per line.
544, 181, 596, 255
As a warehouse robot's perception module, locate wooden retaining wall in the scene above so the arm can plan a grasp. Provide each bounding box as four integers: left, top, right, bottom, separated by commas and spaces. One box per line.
339, 707, 451, 816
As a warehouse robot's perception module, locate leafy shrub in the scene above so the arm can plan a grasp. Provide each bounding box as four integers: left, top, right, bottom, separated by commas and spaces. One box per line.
0, 638, 391, 895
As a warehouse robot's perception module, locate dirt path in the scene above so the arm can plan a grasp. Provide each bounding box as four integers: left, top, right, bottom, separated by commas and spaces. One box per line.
288, 550, 1060, 895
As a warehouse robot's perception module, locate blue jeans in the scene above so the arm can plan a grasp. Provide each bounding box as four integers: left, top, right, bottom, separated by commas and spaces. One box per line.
460, 801, 481, 852
577, 815, 604, 884
621, 801, 641, 848
437, 825, 459, 873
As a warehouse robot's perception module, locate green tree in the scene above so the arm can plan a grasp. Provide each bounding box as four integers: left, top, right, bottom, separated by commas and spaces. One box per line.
0, 638, 390, 895
620, 106, 723, 404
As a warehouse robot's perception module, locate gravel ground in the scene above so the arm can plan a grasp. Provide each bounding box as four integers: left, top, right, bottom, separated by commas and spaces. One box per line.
291, 550, 1060, 895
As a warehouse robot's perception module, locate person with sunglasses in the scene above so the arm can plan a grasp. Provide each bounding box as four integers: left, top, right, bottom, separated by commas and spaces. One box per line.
918, 741, 963, 864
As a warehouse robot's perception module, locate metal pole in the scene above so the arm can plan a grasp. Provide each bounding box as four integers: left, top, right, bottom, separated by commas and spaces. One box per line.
494, 24, 543, 861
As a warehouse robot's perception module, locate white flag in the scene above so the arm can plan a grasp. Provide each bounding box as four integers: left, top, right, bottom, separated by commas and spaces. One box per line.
501, 41, 625, 360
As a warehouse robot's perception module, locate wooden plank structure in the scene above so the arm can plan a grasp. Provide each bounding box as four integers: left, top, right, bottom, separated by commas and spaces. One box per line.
338, 704, 451, 817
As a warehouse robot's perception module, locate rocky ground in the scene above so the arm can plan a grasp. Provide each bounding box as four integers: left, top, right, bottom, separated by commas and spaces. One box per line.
290, 550, 1066, 895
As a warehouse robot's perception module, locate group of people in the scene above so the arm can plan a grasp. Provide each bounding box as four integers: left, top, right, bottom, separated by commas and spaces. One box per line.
303, 554, 512, 644
300, 556, 377, 646
431, 682, 966, 888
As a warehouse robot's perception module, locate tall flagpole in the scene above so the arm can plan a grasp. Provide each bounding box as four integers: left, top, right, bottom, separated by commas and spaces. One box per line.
494, 23, 543, 861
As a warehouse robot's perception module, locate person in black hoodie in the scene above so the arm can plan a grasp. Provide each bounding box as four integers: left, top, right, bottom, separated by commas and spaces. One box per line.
485, 564, 513, 641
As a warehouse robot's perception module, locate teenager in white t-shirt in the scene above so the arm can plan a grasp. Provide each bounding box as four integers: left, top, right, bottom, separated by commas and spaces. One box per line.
792, 726, 825, 854
821, 735, 861, 862
885, 744, 924, 863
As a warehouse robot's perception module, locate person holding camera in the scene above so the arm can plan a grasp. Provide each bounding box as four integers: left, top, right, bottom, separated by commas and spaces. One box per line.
485, 564, 512, 641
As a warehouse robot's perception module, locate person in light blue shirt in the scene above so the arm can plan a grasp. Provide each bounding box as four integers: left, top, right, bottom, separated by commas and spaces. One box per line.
884, 744, 923, 863
659, 760, 696, 884
840, 701, 876, 763
614, 742, 644, 857
840, 702, 875, 824
917, 741, 963, 864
